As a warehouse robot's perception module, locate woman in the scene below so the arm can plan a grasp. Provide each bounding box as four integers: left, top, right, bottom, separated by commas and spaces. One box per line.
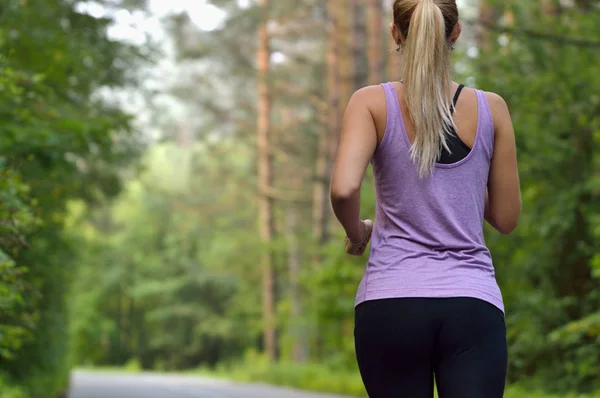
330, 0, 521, 397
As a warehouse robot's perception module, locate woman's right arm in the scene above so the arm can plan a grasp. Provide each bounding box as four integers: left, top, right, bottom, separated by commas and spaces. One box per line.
485, 92, 522, 235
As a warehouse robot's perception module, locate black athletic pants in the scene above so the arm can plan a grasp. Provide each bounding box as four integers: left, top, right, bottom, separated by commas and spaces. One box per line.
354, 297, 507, 398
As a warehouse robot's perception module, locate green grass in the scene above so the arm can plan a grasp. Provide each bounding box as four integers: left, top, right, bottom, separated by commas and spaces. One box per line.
78, 358, 143, 374
201, 361, 367, 396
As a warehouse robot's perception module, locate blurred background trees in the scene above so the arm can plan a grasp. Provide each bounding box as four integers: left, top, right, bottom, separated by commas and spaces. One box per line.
0, 0, 149, 396
1, 0, 600, 397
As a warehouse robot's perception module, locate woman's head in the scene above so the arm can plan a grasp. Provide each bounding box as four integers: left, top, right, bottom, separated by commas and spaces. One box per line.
392, 0, 460, 46
390, 0, 462, 178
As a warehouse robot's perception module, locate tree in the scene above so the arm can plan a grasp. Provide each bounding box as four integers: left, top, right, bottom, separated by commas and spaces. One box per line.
367, 0, 384, 84
0, 0, 149, 396
351, 0, 368, 88
476, 0, 600, 392
256, 0, 278, 361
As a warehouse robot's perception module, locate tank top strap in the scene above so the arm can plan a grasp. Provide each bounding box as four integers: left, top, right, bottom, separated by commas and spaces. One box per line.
474, 89, 495, 161
376, 82, 406, 155
381, 82, 401, 119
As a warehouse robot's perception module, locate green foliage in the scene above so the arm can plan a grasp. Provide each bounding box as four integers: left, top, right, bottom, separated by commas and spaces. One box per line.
0, 0, 148, 397
201, 350, 367, 397
476, 2, 600, 392
200, 355, 600, 398
0, 169, 39, 361
70, 141, 259, 371
0, 375, 27, 398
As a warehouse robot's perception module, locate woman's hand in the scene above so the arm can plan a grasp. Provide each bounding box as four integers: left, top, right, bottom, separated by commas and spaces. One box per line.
345, 219, 373, 256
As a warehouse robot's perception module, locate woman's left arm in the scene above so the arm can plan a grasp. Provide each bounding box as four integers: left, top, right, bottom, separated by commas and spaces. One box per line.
330, 87, 378, 243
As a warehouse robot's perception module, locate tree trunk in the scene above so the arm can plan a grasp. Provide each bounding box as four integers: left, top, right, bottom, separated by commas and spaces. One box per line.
108, 288, 122, 364
367, 0, 384, 84
387, 5, 398, 82
477, 0, 494, 52
476, 0, 499, 77
352, 0, 367, 90
137, 308, 152, 370
257, 0, 277, 361
285, 209, 307, 362
277, 106, 308, 363
574, 0, 591, 11
312, 138, 328, 250
339, 5, 353, 109
502, 8, 514, 54
326, 0, 342, 232
541, 0, 560, 14
312, 0, 341, 252
310, 0, 342, 359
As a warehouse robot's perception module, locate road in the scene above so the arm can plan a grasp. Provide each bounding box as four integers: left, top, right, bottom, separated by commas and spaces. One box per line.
68, 371, 354, 398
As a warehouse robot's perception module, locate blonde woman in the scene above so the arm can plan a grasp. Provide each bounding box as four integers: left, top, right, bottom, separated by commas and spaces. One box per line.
330, 0, 521, 396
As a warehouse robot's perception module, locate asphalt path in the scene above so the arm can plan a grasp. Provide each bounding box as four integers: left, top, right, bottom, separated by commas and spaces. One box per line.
68, 371, 355, 398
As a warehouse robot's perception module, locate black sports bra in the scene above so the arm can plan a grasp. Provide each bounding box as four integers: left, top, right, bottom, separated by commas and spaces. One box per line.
438, 84, 471, 164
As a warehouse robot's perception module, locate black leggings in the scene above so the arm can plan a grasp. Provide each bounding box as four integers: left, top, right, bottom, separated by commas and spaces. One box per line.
354, 297, 507, 398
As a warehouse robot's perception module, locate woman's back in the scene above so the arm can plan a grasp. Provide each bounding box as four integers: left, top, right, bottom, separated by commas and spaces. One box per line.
354, 82, 503, 311
329, 1, 521, 396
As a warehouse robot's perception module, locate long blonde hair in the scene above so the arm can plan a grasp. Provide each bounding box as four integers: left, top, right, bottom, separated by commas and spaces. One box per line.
394, 0, 459, 178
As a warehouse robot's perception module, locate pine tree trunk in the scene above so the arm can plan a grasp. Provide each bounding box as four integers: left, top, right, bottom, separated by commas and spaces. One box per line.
367, 0, 384, 84
312, 138, 328, 249
352, 0, 367, 90
277, 106, 308, 363
339, 5, 353, 108
310, 0, 342, 359
109, 288, 122, 364
257, 0, 277, 361
326, 0, 341, 224
312, 0, 341, 252
541, 0, 559, 14
137, 308, 151, 370
285, 209, 307, 362
476, 0, 496, 53
386, 4, 397, 81
502, 8, 514, 53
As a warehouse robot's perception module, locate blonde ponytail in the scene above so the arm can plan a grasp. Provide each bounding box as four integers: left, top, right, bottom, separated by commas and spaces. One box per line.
399, 0, 454, 178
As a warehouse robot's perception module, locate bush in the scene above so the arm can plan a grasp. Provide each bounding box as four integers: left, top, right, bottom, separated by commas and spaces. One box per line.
124, 358, 142, 373
198, 351, 600, 398
0, 374, 27, 398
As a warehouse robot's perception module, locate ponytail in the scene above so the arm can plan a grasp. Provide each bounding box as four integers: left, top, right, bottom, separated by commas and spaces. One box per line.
400, 0, 454, 178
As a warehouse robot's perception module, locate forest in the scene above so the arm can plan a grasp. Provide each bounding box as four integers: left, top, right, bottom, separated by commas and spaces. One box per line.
1, 0, 600, 397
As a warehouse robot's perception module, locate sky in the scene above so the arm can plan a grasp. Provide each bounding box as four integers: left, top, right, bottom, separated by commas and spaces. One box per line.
104, 0, 468, 43
78, 0, 258, 142
76, 0, 232, 46
77, 0, 475, 141
76, 0, 472, 50
107, 0, 225, 44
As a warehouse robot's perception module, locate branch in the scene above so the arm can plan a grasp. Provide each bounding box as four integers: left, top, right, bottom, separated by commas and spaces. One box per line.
465, 18, 600, 48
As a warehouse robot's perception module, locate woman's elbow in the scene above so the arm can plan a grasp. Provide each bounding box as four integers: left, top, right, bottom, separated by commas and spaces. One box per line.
493, 205, 521, 235
330, 183, 359, 202
496, 219, 519, 235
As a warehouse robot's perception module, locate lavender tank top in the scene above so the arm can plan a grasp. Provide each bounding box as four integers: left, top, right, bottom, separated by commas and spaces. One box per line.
355, 82, 504, 313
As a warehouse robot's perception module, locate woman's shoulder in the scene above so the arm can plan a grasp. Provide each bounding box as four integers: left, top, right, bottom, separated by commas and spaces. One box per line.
351, 84, 387, 101
345, 85, 392, 140
346, 84, 389, 117
482, 90, 508, 107
481, 90, 511, 129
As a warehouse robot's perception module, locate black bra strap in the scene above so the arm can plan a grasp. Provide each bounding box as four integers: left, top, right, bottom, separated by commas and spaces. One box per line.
451, 84, 465, 113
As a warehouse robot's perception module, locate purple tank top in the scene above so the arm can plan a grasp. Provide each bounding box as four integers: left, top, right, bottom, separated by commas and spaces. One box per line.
355, 82, 504, 313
